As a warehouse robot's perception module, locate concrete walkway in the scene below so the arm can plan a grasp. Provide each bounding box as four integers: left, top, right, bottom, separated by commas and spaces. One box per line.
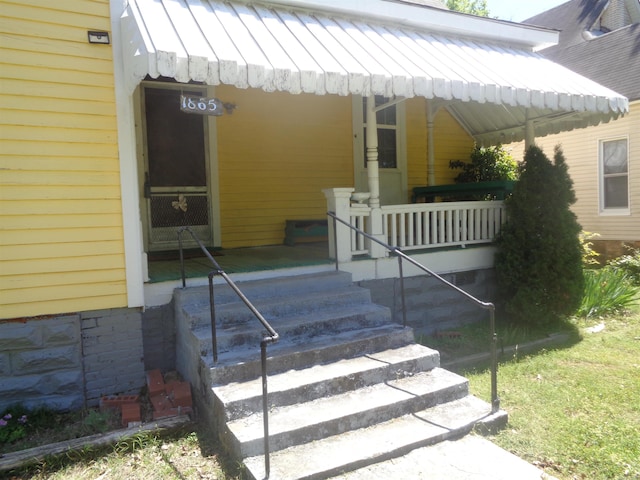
332, 434, 556, 479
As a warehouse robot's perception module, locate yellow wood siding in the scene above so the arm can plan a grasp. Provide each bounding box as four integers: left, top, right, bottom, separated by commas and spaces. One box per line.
215, 91, 475, 248
432, 109, 475, 184
507, 102, 639, 242
0, 0, 126, 319
216, 87, 354, 248
406, 97, 428, 195
406, 99, 474, 193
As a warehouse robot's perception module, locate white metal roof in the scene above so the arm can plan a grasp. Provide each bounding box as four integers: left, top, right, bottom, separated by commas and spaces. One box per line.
120, 0, 629, 144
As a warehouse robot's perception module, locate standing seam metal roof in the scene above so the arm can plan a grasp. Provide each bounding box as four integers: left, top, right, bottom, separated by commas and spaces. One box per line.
120, 0, 629, 143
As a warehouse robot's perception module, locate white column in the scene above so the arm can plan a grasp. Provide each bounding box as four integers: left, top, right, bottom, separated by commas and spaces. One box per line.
323, 188, 355, 263
365, 95, 386, 258
426, 101, 436, 186
366, 95, 380, 209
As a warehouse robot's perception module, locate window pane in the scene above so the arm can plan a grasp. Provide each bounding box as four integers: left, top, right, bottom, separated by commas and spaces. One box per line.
145, 88, 206, 187
603, 139, 627, 174
362, 128, 397, 168
604, 176, 629, 208
362, 96, 397, 169
378, 129, 397, 168
362, 96, 396, 125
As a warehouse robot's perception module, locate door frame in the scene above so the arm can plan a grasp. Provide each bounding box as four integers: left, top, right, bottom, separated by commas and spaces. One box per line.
135, 81, 221, 251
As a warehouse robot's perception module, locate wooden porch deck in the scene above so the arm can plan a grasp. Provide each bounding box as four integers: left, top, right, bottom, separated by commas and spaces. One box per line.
147, 242, 333, 283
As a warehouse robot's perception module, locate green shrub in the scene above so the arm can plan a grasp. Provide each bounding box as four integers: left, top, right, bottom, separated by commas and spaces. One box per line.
578, 266, 639, 318
608, 246, 640, 286
495, 145, 584, 326
449, 144, 518, 183
579, 231, 601, 267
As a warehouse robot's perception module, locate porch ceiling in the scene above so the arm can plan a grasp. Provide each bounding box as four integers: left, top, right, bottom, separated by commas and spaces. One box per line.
120, 0, 629, 144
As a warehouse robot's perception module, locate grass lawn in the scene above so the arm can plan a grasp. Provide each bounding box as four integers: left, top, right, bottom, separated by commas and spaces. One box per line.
464, 311, 640, 480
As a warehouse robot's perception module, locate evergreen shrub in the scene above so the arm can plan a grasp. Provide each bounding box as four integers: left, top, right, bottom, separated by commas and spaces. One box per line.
494, 145, 584, 326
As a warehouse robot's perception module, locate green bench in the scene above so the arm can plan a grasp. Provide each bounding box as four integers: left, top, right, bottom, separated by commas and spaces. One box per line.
411, 180, 516, 203
284, 219, 329, 246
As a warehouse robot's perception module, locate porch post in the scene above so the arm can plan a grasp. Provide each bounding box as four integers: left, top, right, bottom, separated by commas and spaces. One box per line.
426, 100, 437, 186
365, 95, 386, 259
323, 187, 355, 263
366, 95, 381, 209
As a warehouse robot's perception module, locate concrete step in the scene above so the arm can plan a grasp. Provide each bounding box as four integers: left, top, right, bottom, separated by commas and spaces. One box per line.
175, 271, 354, 322
215, 343, 440, 422
225, 367, 469, 459
243, 396, 507, 480
328, 434, 544, 480
182, 284, 373, 329
192, 302, 392, 355
174, 270, 510, 480
204, 324, 415, 385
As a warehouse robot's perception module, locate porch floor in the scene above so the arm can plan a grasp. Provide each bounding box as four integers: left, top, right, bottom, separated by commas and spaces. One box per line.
147, 242, 334, 283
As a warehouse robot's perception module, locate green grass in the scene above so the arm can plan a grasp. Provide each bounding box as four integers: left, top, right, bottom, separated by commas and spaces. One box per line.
1, 407, 119, 454
463, 310, 640, 479
4, 426, 243, 480
417, 316, 579, 365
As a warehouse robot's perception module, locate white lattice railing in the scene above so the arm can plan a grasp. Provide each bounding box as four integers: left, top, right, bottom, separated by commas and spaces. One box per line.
348, 201, 506, 255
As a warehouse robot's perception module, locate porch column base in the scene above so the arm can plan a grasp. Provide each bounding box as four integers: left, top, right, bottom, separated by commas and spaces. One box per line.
323, 188, 355, 263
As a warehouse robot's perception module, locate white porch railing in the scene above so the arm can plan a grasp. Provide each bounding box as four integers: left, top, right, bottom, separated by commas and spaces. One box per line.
380, 201, 506, 252
324, 187, 507, 261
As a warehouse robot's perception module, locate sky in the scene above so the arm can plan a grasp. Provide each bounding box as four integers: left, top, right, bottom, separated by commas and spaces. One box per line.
486, 0, 570, 22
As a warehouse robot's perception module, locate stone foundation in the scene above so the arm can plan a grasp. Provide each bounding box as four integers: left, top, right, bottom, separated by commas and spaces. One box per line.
359, 268, 497, 336
0, 308, 146, 412
591, 240, 640, 264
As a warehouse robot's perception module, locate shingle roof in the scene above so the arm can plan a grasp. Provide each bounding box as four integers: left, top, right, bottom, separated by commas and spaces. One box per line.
524, 0, 640, 100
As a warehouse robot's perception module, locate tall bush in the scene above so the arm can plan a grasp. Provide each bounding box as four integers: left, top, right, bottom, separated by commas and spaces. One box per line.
494, 145, 584, 326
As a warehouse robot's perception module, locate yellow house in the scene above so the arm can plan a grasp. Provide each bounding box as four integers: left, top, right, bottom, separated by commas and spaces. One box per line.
0, 0, 628, 410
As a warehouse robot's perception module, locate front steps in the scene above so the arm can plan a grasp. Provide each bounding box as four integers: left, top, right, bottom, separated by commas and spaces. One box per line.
174, 271, 507, 479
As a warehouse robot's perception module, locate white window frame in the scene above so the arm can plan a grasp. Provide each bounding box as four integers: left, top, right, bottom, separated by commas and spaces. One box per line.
598, 136, 630, 215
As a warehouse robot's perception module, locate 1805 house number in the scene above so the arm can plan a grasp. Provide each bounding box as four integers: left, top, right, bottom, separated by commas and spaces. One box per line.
180, 95, 224, 116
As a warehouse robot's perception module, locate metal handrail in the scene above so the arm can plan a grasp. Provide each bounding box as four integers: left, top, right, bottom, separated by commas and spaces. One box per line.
177, 226, 279, 478
327, 211, 500, 413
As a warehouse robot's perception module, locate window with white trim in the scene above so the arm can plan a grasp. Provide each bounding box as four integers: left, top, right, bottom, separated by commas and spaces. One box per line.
362, 95, 397, 168
599, 137, 629, 213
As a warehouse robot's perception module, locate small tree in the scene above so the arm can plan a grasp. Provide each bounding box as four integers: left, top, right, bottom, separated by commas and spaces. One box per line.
494, 145, 584, 326
446, 0, 489, 16
449, 144, 518, 183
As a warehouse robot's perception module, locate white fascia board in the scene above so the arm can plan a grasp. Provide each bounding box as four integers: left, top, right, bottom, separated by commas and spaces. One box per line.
248, 0, 559, 50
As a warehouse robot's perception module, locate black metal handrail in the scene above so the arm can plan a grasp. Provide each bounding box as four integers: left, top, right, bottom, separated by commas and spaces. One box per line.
327, 211, 500, 413
177, 226, 279, 478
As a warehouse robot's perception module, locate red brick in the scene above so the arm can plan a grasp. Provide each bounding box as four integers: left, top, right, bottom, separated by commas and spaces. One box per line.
146, 369, 165, 396
167, 382, 192, 408
121, 402, 141, 427
152, 405, 192, 420
150, 393, 170, 412
100, 394, 140, 412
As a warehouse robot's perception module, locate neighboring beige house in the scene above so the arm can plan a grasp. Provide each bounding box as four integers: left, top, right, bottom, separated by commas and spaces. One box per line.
511, 0, 640, 260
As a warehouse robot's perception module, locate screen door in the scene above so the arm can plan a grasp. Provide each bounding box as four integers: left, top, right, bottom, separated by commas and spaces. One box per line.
143, 86, 212, 250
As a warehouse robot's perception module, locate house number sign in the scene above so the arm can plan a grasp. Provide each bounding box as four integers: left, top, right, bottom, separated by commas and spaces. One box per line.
180, 95, 224, 116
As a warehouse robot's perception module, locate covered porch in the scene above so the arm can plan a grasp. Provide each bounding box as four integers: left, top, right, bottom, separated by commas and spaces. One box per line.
115, 0, 629, 309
